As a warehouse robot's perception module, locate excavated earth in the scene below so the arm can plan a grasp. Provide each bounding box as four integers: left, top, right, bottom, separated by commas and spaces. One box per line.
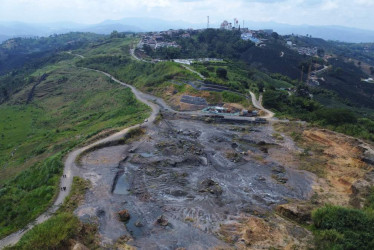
74, 113, 321, 249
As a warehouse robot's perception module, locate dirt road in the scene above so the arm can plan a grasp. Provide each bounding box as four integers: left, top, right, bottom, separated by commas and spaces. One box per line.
0, 64, 274, 249
0, 69, 159, 249
180, 64, 206, 79
249, 91, 275, 119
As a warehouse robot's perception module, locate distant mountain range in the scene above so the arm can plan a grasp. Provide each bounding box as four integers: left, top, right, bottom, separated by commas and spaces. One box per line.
1, 18, 374, 43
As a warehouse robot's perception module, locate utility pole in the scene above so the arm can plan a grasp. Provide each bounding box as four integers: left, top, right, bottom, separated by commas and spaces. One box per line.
300, 66, 304, 83
307, 63, 312, 83
207, 16, 209, 29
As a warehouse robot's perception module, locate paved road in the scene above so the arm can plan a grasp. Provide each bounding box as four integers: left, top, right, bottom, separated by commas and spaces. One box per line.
0, 69, 160, 249
249, 91, 275, 119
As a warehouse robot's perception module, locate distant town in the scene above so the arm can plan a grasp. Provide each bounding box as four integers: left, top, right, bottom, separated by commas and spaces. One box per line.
137, 19, 318, 57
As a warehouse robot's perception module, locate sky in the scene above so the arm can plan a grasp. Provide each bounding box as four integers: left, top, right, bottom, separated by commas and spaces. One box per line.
0, 0, 374, 30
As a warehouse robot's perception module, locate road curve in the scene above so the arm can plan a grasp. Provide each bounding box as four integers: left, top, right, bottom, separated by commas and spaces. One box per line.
0, 69, 159, 249
249, 91, 274, 119
1, 62, 277, 249
179, 64, 206, 80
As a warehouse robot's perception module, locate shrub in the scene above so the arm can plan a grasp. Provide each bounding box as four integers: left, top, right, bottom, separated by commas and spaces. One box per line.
312, 205, 374, 250
216, 68, 227, 79
9, 213, 79, 250
316, 108, 357, 126
222, 91, 245, 103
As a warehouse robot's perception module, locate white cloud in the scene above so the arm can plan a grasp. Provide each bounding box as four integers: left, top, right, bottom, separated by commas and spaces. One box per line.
0, 0, 373, 30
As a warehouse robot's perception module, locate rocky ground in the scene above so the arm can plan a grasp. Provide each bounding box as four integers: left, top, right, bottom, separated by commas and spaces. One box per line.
74, 113, 374, 249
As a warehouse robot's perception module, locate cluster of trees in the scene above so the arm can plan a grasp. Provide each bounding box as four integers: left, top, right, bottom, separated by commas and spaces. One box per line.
326, 58, 374, 109
263, 88, 374, 141
0, 32, 103, 74
110, 30, 134, 39
312, 190, 374, 250
0, 53, 73, 104
150, 29, 255, 60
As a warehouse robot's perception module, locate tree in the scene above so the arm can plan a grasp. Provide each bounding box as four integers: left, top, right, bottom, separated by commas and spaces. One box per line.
216, 68, 227, 79
316, 108, 357, 126
200, 70, 209, 77
271, 32, 279, 40
143, 44, 153, 56
257, 82, 265, 92
1, 87, 8, 100
317, 48, 325, 57
110, 30, 119, 39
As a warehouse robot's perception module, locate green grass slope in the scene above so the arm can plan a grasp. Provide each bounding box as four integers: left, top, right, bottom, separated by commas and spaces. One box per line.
0, 58, 150, 238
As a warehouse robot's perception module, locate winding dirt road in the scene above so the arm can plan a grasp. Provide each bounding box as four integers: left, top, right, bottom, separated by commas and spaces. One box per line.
0, 69, 159, 249
249, 91, 275, 119
0, 56, 275, 249
179, 64, 206, 80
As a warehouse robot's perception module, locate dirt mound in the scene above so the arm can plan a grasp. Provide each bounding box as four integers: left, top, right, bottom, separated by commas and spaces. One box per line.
223, 103, 246, 111
118, 210, 131, 222
276, 202, 313, 224
301, 129, 374, 206
218, 216, 312, 249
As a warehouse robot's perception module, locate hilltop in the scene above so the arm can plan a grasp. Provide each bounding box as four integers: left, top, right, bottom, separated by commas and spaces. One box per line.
0, 29, 373, 249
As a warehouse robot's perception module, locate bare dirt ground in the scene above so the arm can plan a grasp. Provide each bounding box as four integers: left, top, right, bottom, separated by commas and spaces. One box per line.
274, 123, 374, 210
75, 113, 316, 249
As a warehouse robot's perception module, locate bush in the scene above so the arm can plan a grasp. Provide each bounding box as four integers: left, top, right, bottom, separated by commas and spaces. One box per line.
0, 153, 63, 238
200, 70, 209, 77
262, 90, 288, 110
216, 68, 227, 79
222, 91, 245, 103
316, 108, 357, 126
312, 205, 374, 250
8, 213, 79, 250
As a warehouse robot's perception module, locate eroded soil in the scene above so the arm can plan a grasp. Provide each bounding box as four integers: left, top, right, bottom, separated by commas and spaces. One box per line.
74, 114, 324, 249
274, 123, 374, 208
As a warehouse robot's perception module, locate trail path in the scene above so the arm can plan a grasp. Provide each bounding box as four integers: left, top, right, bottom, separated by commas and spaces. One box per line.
180, 64, 206, 80
0, 55, 275, 249
0, 69, 159, 249
129, 45, 205, 80
249, 91, 275, 119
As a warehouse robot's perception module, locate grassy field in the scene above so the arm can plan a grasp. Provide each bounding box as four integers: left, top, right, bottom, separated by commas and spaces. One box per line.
5, 177, 100, 250
75, 37, 136, 58
0, 60, 150, 238
75, 39, 258, 109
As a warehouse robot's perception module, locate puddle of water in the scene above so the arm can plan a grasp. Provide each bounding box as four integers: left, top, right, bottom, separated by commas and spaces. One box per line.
125, 212, 144, 238
113, 174, 130, 195
140, 152, 154, 158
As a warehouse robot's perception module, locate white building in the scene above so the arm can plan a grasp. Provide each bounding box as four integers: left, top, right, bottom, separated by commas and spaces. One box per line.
220, 20, 232, 30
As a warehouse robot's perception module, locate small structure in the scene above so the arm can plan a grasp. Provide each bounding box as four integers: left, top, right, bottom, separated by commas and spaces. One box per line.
220, 20, 232, 30
241, 32, 262, 44
240, 109, 258, 117
262, 29, 273, 35
203, 106, 240, 116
